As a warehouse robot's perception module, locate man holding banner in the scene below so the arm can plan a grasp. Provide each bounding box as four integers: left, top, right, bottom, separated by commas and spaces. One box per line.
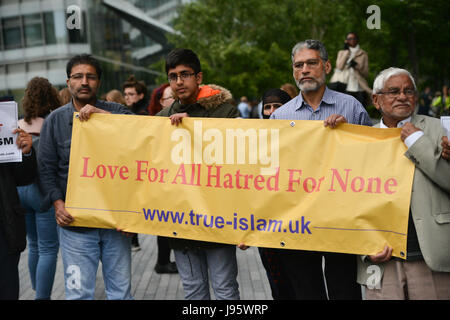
357, 68, 450, 299
270, 39, 372, 300
38, 54, 134, 300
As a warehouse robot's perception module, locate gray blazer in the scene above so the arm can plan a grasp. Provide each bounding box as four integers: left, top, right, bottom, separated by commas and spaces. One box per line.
357, 114, 450, 286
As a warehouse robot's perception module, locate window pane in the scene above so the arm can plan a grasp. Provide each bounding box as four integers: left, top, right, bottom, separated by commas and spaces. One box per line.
24, 13, 43, 47
43, 12, 56, 44
53, 11, 68, 44
2, 17, 22, 49
7, 63, 26, 74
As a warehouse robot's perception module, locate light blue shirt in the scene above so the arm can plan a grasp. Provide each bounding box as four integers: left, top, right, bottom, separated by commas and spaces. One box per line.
237, 102, 251, 118
270, 87, 372, 126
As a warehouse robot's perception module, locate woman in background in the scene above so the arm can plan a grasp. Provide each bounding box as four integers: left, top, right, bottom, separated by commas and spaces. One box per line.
106, 89, 127, 106
148, 83, 175, 115
147, 83, 178, 273
17, 77, 61, 300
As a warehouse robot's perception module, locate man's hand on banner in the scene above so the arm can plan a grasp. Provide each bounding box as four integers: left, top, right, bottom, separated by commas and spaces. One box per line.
116, 228, 134, 238
369, 245, 393, 264
323, 114, 347, 129
54, 199, 74, 226
400, 122, 421, 142
77, 104, 110, 121
237, 243, 249, 250
169, 112, 189, 126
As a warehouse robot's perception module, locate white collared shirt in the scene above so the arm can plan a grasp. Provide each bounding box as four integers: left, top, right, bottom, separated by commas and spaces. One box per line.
379, 116, 424, 148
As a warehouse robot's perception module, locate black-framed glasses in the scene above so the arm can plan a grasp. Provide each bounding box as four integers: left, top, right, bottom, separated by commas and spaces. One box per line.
378, 88, 416, 98
293, 59, 321, 70
168, 72, 196, 82
69, 73, 98, 81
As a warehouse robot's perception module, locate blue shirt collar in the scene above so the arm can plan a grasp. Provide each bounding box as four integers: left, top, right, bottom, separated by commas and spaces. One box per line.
295, 86, 335, 111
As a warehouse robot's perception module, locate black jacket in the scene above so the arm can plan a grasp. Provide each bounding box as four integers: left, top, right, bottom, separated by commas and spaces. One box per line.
0, 150, 37, 254
131, 98, 149, 115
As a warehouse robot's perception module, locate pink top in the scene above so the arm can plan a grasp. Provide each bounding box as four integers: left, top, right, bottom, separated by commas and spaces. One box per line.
18, 117, 44, 134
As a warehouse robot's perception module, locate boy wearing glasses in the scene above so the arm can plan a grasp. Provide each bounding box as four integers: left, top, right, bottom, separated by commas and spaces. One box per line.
156, 48, 239, 124
156, 48, 241, 300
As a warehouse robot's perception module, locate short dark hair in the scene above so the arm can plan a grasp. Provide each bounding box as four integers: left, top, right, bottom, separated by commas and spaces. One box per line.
165, 48, 201, 75
262, 88, 292, 106
122, 75, 147, 96
66, 54, 102, 79
346, 32, 359, 41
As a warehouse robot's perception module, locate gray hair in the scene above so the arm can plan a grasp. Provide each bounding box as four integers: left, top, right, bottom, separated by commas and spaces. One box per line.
373, 67, 417, 93
291, 39, 328, 63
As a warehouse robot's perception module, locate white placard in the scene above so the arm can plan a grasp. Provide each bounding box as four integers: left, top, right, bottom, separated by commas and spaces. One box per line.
0, 101, 22, 163
441, 116, 450, 136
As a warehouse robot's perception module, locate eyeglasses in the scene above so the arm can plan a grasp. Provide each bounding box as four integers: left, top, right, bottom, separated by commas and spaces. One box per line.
293, 59, 321, 70
168, 72, 196, 82
263, 103, 282, 110
69, 73, 98, 81
378, 88, 416, 98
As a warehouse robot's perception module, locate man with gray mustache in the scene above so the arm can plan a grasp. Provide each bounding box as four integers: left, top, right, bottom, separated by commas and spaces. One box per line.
270, 39, 372, 299
356, 67, 450, 299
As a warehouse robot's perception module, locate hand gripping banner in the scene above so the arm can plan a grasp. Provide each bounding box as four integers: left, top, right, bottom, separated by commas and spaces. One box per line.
66, 114, 415, 259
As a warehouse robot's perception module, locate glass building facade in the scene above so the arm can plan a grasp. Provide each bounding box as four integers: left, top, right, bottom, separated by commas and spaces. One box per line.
0, 0, 187, 114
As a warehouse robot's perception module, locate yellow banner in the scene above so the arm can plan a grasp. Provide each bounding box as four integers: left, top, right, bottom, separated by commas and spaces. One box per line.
66, 114, 415, 259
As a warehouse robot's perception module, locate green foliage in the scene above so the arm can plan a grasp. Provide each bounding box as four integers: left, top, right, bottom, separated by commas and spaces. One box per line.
154, 0, 449, 100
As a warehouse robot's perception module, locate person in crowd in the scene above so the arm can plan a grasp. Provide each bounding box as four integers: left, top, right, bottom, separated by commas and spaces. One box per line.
252, 84, 297, 119
270, 39, 372, 300
334, 32, 372, 107
237, 96, 251, 118
17, 77, 61, 300
156, 48, 240, 300
59, 87, 72, 106
357, 67, 450, 299
106, 89, 126, 106
122, 75, 151, 250
123, 75, 149, 115
38, 54, 134, 300
418, 86, 433, 116
261, 88, 291, 119
256, 88, 296, 299
0, 127, 35, 300
431, 85, 450, 116
148, 83, 175, 115
146, 82, 178, 273
280, 83, 298, 99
